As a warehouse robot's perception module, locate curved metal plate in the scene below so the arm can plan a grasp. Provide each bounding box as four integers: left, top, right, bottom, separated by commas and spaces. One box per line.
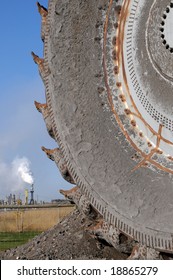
44, 0, 173, 252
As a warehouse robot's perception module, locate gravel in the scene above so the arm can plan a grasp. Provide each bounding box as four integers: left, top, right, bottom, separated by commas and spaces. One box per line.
0, 210, 128, 260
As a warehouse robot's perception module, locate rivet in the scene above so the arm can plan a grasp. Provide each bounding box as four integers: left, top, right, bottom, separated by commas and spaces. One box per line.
114, 66, 119, 75
116, 82, 122, 87
119, 94, 126, 102
114, 22, 119, 29
112, 36, 116, 46
115, 5, 121, 15
168, 156, 173, 161
156, 149, 163, 155
94, 36, 101, 42
97, 87, 105, 94
124, 108, 131, 115
112, 50, 117, 60
131, 153, 139, 160
131, 120, 136, 127
147, 142, 152, 148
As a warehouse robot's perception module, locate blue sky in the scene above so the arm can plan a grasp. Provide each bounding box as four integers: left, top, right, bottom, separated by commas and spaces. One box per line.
0, 0, 71, 202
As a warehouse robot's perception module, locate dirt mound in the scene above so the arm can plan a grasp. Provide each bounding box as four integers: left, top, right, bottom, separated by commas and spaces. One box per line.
0, 210, 127, 260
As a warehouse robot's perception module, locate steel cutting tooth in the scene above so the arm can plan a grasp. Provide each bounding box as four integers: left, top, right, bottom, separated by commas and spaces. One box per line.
31, 52, 49, 84
87, 220, 120, 249
37, 2, 48, 20
41, 146, 55, 161
41, 146, 75, 184
34, 101, 54, 139
87, 221, 139, 255
36, 2, 48, 42
86, 219, 104, 236
87, 221, 137, 255
60, 186, 91, 215
31, 51, 44, 68
128, 244, 161, 260
60, 186, 80, 203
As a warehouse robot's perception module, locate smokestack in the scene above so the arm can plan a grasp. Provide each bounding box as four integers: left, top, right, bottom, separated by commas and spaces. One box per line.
25, 189, 29, 205
29, 184, 34, 205
12, 194, 16, 205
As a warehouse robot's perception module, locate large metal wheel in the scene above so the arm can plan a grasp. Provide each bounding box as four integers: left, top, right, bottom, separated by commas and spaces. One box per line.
35, 0, 173, 254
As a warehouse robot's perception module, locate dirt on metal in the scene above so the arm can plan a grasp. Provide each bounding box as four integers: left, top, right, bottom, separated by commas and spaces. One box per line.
8, 0, 173, 259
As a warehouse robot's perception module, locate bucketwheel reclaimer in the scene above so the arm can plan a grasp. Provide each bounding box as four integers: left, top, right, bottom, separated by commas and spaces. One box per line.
33, 0, 173, 259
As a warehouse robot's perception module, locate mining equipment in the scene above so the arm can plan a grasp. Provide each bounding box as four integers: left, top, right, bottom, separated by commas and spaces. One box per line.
33, 0, 173, 259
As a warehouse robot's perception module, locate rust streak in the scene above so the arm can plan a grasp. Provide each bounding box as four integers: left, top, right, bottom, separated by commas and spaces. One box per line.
131, 125, 169, 173
118, 1, 173, 146
103, 2, 173, 174
103, 0, 145, 156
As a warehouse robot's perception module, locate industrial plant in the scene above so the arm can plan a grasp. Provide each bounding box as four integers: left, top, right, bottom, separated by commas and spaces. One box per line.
0, 185, 36, 206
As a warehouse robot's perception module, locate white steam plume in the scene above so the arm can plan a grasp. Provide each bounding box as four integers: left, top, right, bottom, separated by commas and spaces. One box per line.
0, 157, 34, 197
16, 158, 34, 185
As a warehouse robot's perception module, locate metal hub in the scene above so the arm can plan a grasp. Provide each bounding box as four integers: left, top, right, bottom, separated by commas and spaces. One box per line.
161, 3, 173, 53
111, 0, 173, 162
147, 1, 173, 82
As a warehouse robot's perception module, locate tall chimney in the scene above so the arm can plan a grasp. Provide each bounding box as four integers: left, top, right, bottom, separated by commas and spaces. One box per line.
29, 184, 34, 205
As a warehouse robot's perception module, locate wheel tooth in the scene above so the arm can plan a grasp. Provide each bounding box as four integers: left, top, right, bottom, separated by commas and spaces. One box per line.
42, 147, 75, 184
31, 51, 41, 62
59, 186, 79, 203
36, 2, 48, 42
31, 52, 49, 84
31, 52, 44, 69
128, 244, 161, 260
34, 101, 55, 139
34, 101, 47, 113
87, 220, 120, 248
37, 2, 48, 17
60, 187, 91, 215
41, 146, 55, 161
86, 219, 105, 239
86, 219, 104, 235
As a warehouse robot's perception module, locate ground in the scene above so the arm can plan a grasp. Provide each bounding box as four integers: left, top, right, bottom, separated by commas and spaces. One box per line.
0, 210, 128, 260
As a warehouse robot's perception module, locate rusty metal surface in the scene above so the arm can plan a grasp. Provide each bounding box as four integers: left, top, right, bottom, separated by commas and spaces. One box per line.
39, 0, 173, 252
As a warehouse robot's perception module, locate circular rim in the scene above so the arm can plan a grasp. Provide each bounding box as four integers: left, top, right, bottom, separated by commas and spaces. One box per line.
43, 0, 173, 253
